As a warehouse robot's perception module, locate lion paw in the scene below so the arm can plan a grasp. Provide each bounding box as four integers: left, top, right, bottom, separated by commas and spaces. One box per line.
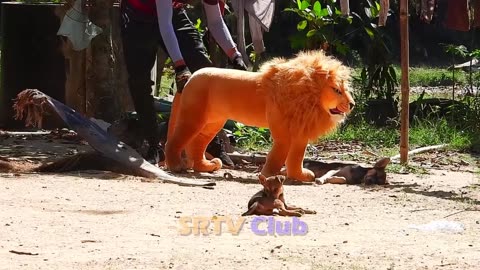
287, 168, 315, 182
193, 158, 222, 172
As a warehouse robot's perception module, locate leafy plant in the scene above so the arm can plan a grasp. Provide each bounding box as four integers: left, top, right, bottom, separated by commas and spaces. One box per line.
442, 44, 468, 100
285, 0, 354, 55
355, 0, 398, 101
232, 122, 271, 150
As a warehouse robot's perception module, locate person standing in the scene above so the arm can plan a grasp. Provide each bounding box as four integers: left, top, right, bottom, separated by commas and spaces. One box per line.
120, 0, 247, 165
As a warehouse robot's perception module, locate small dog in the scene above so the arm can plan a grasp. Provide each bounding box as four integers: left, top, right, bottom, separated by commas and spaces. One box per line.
242, 175, 317, 216
303, 157, 391, 185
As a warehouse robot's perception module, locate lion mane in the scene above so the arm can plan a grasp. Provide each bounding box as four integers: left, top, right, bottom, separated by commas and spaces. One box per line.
165, 50, 355, 182
258, 50, 352, 140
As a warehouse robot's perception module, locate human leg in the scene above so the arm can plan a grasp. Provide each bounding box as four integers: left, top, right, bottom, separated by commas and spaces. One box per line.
120, 14, 163, 164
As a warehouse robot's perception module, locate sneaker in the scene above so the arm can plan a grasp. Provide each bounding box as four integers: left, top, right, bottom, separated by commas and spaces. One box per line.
144, 144, 164, 165
206, 135, 235, 167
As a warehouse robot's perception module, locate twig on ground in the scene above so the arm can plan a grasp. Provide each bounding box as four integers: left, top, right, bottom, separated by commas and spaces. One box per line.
9, 250, 39, 256
443, 208, 480, 218
410, 208, 434, 213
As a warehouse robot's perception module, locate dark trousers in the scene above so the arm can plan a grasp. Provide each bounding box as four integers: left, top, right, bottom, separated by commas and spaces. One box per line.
120, 7, 213, 145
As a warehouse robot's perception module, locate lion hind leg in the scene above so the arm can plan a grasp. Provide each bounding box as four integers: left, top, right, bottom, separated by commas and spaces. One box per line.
167, 92, 182, 142
185, 121, 224, 172
285, 138, 315, 182
165, 117, 206, 173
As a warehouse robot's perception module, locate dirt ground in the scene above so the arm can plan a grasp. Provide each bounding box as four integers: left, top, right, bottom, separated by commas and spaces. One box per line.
0, 133, 479, 270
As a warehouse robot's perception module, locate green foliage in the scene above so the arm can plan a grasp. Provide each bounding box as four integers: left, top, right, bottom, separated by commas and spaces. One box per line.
232, 122, 271, 150
285, 0, 353, 55
354, 66, 469, 88
354, 0, 398, 101
323, 117, 474, 151
194, 18, 204, 35
449, 95, 480, 135
406, 67, 466, 87
442, 44, 468, 58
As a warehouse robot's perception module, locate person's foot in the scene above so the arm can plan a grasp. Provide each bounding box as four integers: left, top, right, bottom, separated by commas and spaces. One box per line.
144, 144, 165, 165
206, 135, 234, 167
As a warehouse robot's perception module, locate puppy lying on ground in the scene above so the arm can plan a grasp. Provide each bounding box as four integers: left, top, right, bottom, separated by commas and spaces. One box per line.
303, 157, 391, 185
242, 174, 317, 216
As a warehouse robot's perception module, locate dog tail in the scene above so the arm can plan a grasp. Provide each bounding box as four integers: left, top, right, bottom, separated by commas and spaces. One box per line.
241, 202, 259, 216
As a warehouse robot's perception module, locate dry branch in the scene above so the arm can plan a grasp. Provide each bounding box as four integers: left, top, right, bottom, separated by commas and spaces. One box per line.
12, 89, 215, 187
390, 144, 449, 163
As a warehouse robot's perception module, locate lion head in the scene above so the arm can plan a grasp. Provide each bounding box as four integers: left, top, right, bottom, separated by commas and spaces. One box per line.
259, 50, 355, 140
317, 76, 355, 124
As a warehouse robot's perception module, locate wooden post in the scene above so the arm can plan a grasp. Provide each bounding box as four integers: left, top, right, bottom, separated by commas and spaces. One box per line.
400, 0, 410, 164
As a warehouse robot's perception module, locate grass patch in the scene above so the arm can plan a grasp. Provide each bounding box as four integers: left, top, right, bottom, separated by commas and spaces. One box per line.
398, 66, 467, 87
231, 118, 477, 158
319, 118, 474, 152
353, 66, 468, 88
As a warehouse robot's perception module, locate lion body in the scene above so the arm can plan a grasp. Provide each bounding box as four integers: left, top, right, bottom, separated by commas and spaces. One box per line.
165, 50, 355, 181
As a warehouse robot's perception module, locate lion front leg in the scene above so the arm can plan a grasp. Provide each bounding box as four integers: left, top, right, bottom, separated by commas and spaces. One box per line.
285, 138, 315, 182
261, 138, 290, 178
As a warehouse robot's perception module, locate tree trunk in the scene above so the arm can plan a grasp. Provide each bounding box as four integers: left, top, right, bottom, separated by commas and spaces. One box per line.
86, 0, 121, 122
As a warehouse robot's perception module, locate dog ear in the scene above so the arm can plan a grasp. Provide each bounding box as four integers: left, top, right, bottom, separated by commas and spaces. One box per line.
258, 174, 267, 186
275, 175, 286, 184
374, 157, 391, 169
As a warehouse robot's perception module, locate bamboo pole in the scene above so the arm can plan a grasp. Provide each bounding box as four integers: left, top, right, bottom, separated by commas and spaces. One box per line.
400, 0, 410, 164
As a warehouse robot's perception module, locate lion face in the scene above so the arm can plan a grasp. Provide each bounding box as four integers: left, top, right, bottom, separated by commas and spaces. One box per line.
320, 80, 355, 123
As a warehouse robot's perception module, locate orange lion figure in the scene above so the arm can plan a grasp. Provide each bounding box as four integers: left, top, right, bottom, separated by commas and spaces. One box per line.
165, 50, 355, 181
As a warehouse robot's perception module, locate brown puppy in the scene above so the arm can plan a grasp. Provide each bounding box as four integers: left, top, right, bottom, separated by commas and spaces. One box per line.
242, 175, 317, 216
303, 157, 391, 185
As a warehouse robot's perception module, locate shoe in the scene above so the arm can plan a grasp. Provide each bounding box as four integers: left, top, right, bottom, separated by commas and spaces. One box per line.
206, 135, 234, 167
144, 144, 164, 165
